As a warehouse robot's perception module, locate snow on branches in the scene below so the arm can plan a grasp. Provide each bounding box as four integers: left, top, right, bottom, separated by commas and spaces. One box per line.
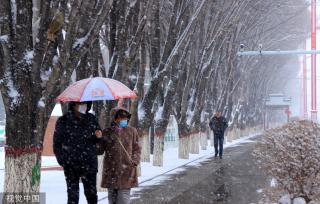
254, 120, 320, 203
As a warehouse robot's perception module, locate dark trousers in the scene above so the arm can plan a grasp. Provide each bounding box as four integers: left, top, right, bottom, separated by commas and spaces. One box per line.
214, 133, 224, 156
64, 167, 98, 204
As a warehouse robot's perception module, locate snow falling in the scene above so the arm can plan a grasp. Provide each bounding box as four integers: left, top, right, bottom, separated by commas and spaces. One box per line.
0, 0, 319, 204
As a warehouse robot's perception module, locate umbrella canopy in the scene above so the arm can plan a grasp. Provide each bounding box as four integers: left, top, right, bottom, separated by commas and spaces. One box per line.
56, 77, 137, 102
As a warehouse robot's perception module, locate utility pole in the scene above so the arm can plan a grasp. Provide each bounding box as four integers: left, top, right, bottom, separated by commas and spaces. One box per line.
302, 40, 308, 119
311, 0, 317, 122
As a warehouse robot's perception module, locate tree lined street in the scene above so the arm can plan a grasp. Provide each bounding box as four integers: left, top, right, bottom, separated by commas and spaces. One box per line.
0, 0, 317, 203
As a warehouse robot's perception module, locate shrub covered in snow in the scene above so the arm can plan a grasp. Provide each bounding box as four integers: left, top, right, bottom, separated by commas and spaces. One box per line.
254, 120, 320, 202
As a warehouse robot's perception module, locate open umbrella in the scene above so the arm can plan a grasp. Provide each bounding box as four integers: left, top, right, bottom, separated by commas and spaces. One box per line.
56, 77, 137, 102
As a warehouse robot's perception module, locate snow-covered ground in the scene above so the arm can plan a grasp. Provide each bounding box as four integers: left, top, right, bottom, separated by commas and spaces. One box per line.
0, 133, 259, 203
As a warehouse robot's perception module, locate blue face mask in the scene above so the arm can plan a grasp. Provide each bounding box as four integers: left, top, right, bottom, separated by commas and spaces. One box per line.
119, 120, 128, 128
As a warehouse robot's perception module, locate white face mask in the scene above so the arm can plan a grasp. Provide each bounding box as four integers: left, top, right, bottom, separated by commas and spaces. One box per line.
78, 104, 87, 114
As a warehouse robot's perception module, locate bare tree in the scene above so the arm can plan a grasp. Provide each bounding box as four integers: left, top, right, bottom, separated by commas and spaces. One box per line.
0, 0, 113, 199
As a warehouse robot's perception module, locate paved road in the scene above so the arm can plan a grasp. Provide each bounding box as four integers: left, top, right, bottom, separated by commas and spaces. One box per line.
132, 136, 268, 204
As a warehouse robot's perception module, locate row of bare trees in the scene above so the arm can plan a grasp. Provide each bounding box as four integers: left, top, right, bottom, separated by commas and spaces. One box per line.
0, 0, 308, 198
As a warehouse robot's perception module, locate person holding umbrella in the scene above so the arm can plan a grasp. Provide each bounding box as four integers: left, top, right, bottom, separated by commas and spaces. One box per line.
53, 101, 102, 204
97, 107, 141, 204
55, 77, 138, 203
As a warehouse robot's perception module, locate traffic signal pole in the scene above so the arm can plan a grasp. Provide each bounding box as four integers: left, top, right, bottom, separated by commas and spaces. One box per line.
238, 1, 317, 122
311, 0, 317, 122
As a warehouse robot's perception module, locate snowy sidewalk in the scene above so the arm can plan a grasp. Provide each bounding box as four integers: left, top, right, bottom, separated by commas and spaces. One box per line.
99, 134, 259, 203
0, 133, 259, 204
130, 134, 265, 204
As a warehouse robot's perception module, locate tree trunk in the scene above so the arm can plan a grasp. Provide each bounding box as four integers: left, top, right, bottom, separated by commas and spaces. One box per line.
178, 136, 190, 159
3, 152, 41, 203
178, 123, 190, 159
210, 130, 214, 147
153, 133, 164, 166
225, 129, 232, 143
200, 132, 207, 150
140, 131, 150, 162
189, 132, 199, 154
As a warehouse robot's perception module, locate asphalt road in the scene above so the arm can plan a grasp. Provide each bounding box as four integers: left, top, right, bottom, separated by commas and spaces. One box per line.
132, 136, 268, 204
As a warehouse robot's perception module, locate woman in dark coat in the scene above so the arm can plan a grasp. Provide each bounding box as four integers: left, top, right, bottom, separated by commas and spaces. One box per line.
97, 107, 141, 204
53, 101, 102, 204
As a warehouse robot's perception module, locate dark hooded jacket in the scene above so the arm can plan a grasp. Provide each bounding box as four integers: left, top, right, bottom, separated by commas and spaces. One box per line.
97, 107, 141, 189
53, 111, 101, 172
209, 116, 228, 135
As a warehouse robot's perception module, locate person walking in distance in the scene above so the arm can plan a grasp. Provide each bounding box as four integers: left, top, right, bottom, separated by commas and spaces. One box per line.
209, 112, 228, 159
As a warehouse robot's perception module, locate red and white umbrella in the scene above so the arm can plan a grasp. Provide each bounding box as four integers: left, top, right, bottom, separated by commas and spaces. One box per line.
56, 77, 137, 102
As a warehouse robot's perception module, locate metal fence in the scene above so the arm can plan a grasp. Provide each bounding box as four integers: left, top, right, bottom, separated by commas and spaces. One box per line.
164, 115, 179, 150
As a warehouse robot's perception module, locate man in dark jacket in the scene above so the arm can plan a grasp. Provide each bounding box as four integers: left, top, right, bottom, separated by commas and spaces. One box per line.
53, 101, 102, 204
209, 112, 228, 159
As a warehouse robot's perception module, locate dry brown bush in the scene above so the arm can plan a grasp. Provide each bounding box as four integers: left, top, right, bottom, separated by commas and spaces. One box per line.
254, 120, 320, 202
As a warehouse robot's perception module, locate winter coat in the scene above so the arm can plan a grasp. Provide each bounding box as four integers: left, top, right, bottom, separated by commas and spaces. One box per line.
53, 111, 101, 172
209, 116, 228, 135
97, 107, 141, 189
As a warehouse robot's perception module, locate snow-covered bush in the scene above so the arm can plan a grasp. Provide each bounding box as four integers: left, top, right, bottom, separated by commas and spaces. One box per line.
254, 120, 320, 202
293, 197, 307, 204
279, 194, 292, 204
